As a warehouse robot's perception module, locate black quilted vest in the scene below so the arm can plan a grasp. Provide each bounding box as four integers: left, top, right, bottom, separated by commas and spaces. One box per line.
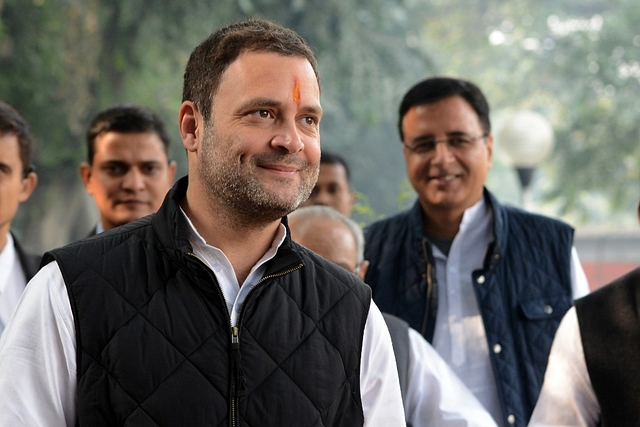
576, 267, 640, 427
45, 177, 369, 427
364, 189, 574, 427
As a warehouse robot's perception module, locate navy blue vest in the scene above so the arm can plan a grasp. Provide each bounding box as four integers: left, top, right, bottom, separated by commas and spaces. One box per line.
364, 190, 574, 426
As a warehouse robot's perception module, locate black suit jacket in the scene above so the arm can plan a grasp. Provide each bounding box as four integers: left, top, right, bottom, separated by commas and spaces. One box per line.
12, 233, 41, 281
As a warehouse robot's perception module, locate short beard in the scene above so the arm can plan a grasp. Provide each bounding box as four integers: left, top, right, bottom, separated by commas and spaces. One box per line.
198, 123, 318, 227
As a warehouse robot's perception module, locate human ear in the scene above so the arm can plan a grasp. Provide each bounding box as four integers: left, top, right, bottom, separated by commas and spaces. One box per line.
18, 171, 38, 202
357, 260, 370, 281
179, 101, 201, 153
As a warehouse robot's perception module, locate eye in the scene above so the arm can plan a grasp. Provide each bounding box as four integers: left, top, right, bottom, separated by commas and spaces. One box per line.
104, 165, 124, 176
142, 164, 160, 175
412, 139, 436, 152
102, 162, 129, 177
303, 116, 318, 126
253, 110, 273, 119
449, 136, 471, 147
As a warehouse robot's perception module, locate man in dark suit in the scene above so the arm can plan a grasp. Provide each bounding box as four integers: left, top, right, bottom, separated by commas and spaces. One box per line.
0, 101, 39, 336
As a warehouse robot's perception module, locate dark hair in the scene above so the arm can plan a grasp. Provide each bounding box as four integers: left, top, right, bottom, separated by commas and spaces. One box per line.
182, 18, 320, 122
397, 77, 491, 141
0, 100, 35, 177
320, 151, 351, 182
86, 104, 171, 164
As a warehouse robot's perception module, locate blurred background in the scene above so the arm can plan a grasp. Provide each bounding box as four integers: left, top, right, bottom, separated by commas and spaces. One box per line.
2, 0, 639, 288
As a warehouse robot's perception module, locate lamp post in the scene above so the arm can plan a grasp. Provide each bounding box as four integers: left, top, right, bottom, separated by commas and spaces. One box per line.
497, 110, 555, 210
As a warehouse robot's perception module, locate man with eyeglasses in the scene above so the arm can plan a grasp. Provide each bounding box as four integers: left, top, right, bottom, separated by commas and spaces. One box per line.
363, 77, 589, 427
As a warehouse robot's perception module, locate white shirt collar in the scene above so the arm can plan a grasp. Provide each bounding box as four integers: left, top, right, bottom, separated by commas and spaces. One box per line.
0, 233, 17, 294
179, 208, 287, 326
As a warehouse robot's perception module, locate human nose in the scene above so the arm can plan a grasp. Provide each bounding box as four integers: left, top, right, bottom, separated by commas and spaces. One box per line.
311, 189, 331, 205
430, 139, 454, 164
270, 119, 304, 153
121, 169, 145, 191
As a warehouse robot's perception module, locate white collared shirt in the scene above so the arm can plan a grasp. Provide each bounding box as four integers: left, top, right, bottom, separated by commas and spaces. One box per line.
430, 198, 590, 427
528, 307, 599, 426
0, 212, 405, 426
0, 232, 28, 336
405, 326, 498, 427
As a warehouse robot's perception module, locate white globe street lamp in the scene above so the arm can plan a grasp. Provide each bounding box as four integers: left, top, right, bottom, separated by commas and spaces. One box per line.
497, 110, 555, 210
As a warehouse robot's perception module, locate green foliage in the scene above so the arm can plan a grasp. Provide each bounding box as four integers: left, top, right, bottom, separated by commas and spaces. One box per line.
3, 0, 640, 251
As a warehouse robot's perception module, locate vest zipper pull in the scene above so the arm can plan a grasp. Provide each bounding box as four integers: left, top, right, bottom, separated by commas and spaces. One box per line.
231, 327, 246, 396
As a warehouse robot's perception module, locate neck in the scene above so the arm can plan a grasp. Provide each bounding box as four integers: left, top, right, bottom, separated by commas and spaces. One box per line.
421, 208, 463, 239
0, 229, 9, 253
182, 185, 281, 285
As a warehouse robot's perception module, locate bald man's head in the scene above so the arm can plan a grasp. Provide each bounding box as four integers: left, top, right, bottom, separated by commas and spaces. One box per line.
289, 205, 368, 280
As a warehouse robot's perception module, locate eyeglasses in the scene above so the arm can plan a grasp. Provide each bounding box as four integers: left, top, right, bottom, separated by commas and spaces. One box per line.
402, 134, 487, 155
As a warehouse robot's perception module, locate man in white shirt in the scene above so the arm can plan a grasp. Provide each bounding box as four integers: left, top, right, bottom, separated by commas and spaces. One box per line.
289, 205, 498, 427
0, 19, 405, 426
363, 77, 589, 427
0, 101, 39, 337
529, 202, 640, 426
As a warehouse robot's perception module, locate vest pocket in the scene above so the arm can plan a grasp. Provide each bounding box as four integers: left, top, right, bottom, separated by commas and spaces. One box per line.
519, 294, 571, 321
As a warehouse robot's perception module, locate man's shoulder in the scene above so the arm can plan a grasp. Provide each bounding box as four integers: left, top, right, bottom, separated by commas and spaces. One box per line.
364, 205, 416, 235
493, 197, 573, 233
47, 216, 156, 263
578, 267, 640, 306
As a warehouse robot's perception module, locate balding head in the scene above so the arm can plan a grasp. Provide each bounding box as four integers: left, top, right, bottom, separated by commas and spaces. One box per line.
288, 205, 368, 280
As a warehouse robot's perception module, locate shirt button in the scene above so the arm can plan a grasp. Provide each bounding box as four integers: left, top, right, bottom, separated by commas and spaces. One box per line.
543, 304, 553, 315
477, 275, 485, 284
493, 344, 502, 354
212, 263, 222, 272
507, 414, 516, 424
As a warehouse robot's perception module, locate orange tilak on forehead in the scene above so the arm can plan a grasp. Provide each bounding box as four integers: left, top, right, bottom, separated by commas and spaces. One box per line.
293, 79, 301, 105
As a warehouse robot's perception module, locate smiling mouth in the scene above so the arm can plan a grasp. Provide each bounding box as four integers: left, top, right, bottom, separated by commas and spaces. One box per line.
259, 163, 302, 177
429, 173, 459, 182
117, 200, 147, 207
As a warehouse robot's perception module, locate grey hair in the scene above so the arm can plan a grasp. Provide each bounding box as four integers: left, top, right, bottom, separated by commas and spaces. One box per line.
288, 205, 364, 266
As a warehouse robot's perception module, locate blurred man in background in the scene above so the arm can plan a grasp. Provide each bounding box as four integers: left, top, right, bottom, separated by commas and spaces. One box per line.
80, 104, 176, 235
301, 150, 354, 216
0, 101, 39, 336
364, 77, 589, 426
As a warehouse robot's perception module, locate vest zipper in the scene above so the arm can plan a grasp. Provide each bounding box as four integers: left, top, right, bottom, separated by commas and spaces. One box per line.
230, 262, 303, 426
188, 251, 303, 427
231, 326, 241, 427
185, 252, 239, 427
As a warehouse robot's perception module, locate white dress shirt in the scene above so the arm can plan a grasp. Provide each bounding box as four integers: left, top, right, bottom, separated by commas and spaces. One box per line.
528, 307, 600, 426
405, 327, 498, 427
430, 198, 590, 427
0, 232, 28, 337
0, 213, 405, 426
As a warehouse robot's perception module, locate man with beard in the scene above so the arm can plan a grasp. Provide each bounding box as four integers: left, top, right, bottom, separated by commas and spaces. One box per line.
0, 19, 405, 426
363, 77, 589, 426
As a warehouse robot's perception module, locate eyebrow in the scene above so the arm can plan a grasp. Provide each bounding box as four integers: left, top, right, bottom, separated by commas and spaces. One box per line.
237, 97, 323, 116
412, 131, 472, 142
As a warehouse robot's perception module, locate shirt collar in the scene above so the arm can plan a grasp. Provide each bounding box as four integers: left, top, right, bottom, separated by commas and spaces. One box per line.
0, 233, 17, 294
